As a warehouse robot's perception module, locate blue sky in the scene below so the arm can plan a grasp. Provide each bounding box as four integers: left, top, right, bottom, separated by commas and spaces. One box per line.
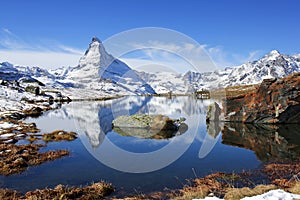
0, 0, 299, 71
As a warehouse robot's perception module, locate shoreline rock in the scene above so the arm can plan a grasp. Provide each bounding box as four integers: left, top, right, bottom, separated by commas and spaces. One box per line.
223, 72, 300, 124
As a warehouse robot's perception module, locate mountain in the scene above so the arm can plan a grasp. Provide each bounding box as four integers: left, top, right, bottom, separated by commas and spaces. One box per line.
64, 37, 155, 96
0, 61, 75, 88
137, 50, 300, 93
0, 37, 156, 99
202, 50, 300, 88
1, 37, 299, 98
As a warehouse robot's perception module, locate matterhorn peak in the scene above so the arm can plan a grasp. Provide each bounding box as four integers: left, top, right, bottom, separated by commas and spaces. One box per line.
80, 37, 113, 66
91, 36, 101, 43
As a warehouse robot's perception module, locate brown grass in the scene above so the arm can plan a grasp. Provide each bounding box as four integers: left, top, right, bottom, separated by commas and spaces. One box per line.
264, 162, 300, 181
0, 143, 69, 175
287, 182, 300, 194
224, 184, 277, 200
0, 181, 114, 200
0, 188, 20, 200
25, 181, 114, 200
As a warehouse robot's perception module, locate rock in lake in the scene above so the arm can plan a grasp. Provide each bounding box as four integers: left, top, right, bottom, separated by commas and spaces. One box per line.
206, 102, 222, 123
112, 114, 188, 139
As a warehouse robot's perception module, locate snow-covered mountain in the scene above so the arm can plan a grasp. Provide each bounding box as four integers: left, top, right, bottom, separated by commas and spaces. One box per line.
201, 50, 300, 88
1, 36, 299, 98
137, 50, 300, 93
63, 37, 155, 96
0, 37, 156, 98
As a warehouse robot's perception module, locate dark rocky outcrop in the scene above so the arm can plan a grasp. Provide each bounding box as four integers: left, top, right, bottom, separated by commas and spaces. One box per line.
224, 73, 300, 123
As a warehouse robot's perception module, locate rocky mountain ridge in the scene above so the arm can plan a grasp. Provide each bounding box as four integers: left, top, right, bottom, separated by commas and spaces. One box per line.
137, 50, 300, 93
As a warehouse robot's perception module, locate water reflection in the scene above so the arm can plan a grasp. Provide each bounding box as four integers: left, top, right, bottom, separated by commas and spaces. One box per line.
11, 96, 275, 193
67, 96, 210, 148
47, 96, 300, 164
206, 121, 223, 138
222, 123, 300, 162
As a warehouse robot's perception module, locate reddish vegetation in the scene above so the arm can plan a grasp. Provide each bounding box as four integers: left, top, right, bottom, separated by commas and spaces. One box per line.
264, 162, 300, 185
0, 143, 69, 175
225, 72, 300, 123
0, 182, 114, 200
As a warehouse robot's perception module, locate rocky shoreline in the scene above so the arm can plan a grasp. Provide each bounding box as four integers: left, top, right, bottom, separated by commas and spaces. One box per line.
223, 72, 300, 123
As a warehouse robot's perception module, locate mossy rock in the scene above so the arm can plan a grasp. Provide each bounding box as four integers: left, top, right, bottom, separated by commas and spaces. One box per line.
112, 114, 187, 139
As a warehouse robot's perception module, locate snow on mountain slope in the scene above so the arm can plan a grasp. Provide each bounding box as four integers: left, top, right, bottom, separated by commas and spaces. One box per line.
0, 61, 71, 88
1, 45, 299, 98
65, 37, 155, 96
137, 50, 300, 93
49, 66, 73, 79
200, 50, 300, 88
137, 71, 187, 94
0, 37, 156, 99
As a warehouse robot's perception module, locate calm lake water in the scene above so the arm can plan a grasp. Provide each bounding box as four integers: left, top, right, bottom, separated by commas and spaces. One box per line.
1, 96, 299, 196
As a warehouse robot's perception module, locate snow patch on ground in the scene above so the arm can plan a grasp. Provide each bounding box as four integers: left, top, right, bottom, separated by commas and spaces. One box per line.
0, 122, 17, 129
241, 189, 300, 200
193, 189, 300, 200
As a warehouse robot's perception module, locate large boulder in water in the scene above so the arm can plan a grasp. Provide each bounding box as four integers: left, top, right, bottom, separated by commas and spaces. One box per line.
112, 114, 187, 139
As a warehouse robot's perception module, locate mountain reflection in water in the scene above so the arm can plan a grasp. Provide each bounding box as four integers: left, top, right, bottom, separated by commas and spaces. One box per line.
71, 96, 208, 147
54, 95, 300, 163
221, 123, 300, 162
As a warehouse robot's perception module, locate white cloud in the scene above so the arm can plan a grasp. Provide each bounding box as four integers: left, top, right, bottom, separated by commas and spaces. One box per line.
0, 50, 81, 68
2, 28, 12, 35
120, 41, 218, 73
123, 41, 263, 73
0, 28, 84, 69
57, 45, 84, 55
232, 50, 262, 64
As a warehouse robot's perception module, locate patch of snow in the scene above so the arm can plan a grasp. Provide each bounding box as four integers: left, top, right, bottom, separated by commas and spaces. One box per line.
0, 133, 15, 138
193, 189, 300, 200
0, 122, 17, 129
241, 189, 300, 200
193, 197, 221, 200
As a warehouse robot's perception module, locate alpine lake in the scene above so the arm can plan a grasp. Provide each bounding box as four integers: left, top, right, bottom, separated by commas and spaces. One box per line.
1, 96, 300, 196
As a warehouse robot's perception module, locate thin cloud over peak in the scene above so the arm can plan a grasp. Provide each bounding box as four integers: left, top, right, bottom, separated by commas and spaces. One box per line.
0, 29, 84, 69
